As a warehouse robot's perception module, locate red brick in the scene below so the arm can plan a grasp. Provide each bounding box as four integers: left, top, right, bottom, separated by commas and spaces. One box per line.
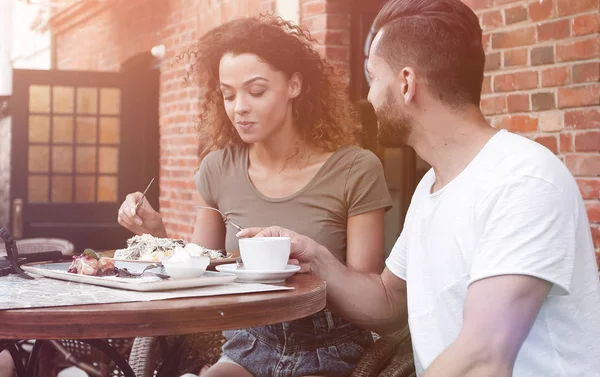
507, 93, 530, 112
494, 71, 539, 92
532, 92, 556, 111
593, 226, 600, 249
481, 95, 506, 115
481, 10, 503, 29
573, 14, 600, 36
529, 0, 554, 22
541, 66, 570, 87
587, 202, 600, 223
325, 46, 349, 61
491, 27, 536, 49
596, 250, 600, 268
565, 155, 600, 176
463, 0, 494, 11
572, 62, 600, 83
482, 33, 491, 52
540, 111, 563, 132
493, 115, 538, 132
482, 75, 492, 94
485, 52, 502, 71
565, 108, 600, 129
538, 19, 571, 41
494, 0, 521, 5
503, 48, 528, 67
556, 37, 600, 62
302, 1, 326, 15
531, 46, 555, 66
560, 132, 573, 153
557, 85, 600, 108
535, 135, 558, 154
556, 0, 599, 17
577, 178, 600, 199
505, 5, 527, 24
575, 131, 600, 152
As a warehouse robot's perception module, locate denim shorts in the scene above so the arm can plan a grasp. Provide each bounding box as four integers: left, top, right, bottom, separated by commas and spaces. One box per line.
220, 309, 373, 377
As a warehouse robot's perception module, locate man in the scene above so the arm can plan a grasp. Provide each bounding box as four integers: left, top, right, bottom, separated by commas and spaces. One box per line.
238, 0, 600, 376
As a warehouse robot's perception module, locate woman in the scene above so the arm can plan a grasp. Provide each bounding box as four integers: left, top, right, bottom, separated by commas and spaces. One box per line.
118, 15, 392, 377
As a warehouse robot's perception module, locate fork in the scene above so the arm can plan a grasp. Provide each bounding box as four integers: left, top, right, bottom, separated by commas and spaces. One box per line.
194, 206, 244, 232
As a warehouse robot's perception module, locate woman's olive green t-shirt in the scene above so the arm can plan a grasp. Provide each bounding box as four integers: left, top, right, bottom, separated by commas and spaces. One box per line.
194, 144, 392, 262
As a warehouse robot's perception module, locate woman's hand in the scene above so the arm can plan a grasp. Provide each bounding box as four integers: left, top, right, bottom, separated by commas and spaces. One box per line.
237, 226, 323, 273
117, 192, 167, 238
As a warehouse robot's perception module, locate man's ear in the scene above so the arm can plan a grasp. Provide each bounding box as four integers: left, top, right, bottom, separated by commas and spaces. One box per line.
289, 72, 302, 99
399, 67, 416, 105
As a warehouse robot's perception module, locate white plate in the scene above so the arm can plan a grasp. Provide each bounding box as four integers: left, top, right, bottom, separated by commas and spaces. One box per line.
215, 264, 301, 283
22, 262, 237, 292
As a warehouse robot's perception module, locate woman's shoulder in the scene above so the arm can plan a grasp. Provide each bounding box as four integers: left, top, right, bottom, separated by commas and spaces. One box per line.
332, 145, 383, 170
202, 144, 246, 171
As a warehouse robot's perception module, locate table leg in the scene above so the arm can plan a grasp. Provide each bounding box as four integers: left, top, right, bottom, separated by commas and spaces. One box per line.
155, 335, 190, 377
25, 340, 44, 377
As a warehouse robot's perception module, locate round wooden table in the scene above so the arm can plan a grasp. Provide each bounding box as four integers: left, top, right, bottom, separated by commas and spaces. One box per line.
0, 274, 326, 376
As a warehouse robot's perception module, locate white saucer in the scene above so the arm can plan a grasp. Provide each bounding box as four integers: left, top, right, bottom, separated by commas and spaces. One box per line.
215, 264, 301, 283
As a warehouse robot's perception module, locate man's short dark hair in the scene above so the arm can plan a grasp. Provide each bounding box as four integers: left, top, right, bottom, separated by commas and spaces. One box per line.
373, 0, 485, 107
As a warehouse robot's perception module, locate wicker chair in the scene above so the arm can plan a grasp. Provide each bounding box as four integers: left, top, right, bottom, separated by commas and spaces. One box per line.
352, 326, 415, 377
128, 327, 414, 377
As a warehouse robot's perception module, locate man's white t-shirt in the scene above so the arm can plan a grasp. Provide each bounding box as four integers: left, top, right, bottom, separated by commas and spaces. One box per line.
386, 130, 600, 376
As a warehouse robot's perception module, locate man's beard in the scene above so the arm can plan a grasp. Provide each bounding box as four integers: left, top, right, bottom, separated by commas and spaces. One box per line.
374, 87, 412, 148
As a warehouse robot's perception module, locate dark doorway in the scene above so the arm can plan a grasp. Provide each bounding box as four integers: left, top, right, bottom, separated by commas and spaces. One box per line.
9, 54, 160, 253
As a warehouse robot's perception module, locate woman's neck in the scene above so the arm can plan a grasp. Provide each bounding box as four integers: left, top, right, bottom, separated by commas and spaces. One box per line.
249, 118, 312, 172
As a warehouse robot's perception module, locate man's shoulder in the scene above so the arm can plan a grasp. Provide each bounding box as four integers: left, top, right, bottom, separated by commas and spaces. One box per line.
482, 131, 575, 191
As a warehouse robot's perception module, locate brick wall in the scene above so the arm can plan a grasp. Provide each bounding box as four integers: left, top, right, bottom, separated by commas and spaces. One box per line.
466, 0, 600, 259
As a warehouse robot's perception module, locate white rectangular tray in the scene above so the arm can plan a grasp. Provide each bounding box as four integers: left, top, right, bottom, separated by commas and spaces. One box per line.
22, 262, 237, 292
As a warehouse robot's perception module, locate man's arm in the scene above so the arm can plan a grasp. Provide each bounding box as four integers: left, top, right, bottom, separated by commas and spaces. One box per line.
422, 274, 551, 377
238, 226, 408, 334
314, 247, 407, 333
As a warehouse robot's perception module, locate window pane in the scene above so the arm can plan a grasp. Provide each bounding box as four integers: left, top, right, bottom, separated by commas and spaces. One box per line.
100, 88, 120, 115
52, 146, 73, 173
29, 115, 50, 143
76, 176, 96, 203
28, 175, 48, 203
29, 85, 50, 113
28, 146, 49, 173
97, 175, 118, 202
99, 117, 120, 144
76, 117, 97, 144
51, 176, 73, 203
76, 146, 97, 173
99, 146, 118, 174
77, 87, 97, 114
53, 86, 74, 113
53, 116, 74, 143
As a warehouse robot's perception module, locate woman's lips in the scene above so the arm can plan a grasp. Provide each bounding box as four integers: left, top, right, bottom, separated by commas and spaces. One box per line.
237, 122, 255, 131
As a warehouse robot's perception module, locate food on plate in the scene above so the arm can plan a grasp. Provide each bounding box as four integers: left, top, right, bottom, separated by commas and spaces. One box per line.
113, 234, 226, 262
67, 249, 117, 276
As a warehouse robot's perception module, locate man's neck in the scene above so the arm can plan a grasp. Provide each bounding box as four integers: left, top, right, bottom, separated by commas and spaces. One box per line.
411, 106, 498, 193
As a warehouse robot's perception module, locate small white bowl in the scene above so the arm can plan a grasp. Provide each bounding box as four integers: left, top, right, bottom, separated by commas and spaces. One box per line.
162, 256, 209, 279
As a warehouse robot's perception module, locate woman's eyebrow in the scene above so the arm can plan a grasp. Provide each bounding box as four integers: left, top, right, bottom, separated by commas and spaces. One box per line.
220, 76, 269, 88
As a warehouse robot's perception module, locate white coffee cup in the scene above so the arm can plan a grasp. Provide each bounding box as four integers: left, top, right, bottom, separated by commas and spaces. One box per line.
238, 237, 291, 271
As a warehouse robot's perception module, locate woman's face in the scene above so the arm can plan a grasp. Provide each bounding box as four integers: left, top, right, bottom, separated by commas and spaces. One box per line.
219, 53, 301, 144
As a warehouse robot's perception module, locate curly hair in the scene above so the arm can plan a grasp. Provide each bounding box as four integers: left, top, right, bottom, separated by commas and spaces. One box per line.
179, 14, 361, 159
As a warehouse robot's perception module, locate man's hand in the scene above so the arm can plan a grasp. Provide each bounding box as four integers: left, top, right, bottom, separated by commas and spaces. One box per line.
117, 192, 167, 238
237, 226, 322, 273
238, 226, 408, 333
